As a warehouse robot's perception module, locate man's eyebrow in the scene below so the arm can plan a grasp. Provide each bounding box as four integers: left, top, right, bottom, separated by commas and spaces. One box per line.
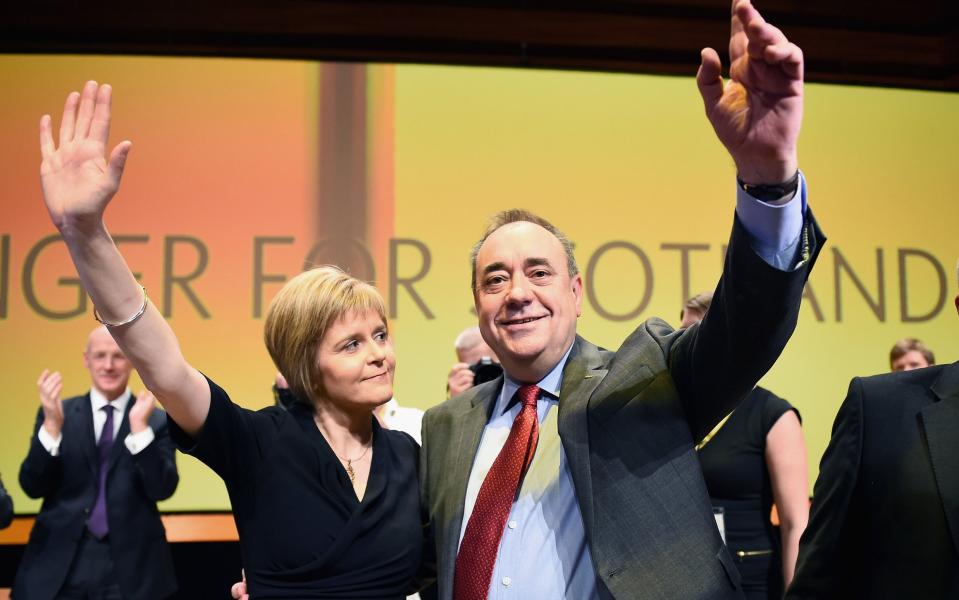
482, 257, 553, 277
482, 261, 508, 277
524, 257, 551, 269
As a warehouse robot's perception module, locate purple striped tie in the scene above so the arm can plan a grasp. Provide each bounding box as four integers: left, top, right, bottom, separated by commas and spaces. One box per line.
87, 404, 115, 538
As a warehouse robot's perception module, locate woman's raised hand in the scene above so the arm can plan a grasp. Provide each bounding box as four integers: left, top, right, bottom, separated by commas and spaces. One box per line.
39, 81, 132, 231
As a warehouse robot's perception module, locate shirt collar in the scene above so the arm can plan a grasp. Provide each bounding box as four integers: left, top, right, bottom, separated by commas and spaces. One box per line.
497, 341, 575, 415
90, 387, 132, 415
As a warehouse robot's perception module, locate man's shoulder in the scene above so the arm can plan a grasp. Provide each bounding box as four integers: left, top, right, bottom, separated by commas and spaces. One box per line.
855, 364, 947, 397
602, 316, 680, 370
426, 379, 498, 421
842, 364, 951, 421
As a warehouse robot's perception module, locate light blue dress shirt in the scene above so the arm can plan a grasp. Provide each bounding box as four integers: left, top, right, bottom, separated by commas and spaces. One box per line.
458, 176, 808, 598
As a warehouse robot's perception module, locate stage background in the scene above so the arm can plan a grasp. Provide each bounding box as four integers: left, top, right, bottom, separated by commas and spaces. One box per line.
1, 54, 956, 511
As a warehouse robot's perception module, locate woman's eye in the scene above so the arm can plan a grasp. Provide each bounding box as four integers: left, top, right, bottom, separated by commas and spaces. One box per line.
343, 340, 359, 351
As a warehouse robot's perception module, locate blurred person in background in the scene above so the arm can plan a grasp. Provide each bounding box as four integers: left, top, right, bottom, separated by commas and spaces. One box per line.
446, 325, 501, 397
13, 328, 177, 600
889, 337, 935, 372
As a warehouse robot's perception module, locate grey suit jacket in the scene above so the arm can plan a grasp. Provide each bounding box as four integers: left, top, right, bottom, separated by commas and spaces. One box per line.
421, 213, 823, 599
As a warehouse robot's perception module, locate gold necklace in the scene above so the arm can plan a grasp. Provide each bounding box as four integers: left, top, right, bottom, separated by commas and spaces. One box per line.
313, 415, 372, 483
334, 444, 371, 483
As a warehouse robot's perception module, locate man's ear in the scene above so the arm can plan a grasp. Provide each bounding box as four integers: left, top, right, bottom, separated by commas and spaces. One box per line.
572, 273, 584, 317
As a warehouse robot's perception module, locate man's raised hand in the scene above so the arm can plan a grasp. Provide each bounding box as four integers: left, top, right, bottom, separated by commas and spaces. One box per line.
697, 0, 803, 185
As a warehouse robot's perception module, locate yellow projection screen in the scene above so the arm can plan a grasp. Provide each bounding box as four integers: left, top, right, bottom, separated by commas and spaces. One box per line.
1, 55, 957, 512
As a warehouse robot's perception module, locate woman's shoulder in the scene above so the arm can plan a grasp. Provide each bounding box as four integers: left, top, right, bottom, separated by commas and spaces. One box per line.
382, 426, 418, 451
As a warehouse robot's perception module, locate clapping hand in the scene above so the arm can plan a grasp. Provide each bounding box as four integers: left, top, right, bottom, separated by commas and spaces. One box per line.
37, 369, 65, 438
129, 390, 157, 434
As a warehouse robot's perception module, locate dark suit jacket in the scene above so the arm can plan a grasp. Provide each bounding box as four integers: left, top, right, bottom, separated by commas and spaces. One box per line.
0, 474, 13, 529
421, 213, 823, 599
788, 362, 959, 599
13, 393, 179, 600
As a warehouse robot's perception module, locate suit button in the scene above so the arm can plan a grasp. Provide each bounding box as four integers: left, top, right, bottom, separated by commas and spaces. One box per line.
83, 508, 90, 515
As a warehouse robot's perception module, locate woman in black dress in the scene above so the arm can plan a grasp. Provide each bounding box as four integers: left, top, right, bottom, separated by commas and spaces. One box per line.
37, 81, 424, 598
683, 293, 809, 599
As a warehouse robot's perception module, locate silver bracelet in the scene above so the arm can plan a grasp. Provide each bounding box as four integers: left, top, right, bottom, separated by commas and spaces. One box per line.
93, 286, 149, 328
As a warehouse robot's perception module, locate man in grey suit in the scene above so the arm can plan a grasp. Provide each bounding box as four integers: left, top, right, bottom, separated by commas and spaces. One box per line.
419, 1, 822, 598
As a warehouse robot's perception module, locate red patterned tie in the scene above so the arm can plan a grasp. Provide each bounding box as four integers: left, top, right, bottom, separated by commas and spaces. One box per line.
454, 384, 541, 600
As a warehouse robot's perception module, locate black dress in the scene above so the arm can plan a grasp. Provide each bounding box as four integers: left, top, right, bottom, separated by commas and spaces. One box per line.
697, 387, 799, 600
169, 378, 423, 599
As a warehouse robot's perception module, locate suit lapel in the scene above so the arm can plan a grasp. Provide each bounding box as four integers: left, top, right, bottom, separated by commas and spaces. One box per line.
439, 380, 499, 589
921, 361, 959, 554
557, 336, 608, 539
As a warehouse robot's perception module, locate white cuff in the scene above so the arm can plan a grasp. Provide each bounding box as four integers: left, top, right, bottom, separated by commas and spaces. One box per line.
37, 427, 62, 457
124, 427, 155, 455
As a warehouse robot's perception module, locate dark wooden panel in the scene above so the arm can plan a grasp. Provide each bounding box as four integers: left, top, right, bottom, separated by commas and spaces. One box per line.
1, 0, 957, 90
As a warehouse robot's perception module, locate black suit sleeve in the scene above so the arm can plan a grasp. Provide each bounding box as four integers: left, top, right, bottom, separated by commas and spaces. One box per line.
669, 210, 824, 441
786, 377, 866, 599
18, 407, 62, 499
130, 409, 179, 501
0, 474, 13, 529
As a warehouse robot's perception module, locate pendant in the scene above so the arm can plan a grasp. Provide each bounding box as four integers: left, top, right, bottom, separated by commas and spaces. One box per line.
345, 460, 356, 483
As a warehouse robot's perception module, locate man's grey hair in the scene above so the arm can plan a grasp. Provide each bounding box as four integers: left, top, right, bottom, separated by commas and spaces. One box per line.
469, 209, 578, 292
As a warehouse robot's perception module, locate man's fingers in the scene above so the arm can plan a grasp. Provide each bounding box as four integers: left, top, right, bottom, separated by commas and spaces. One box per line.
696, 48, 724, 112
88, 83, 113, 145
59, 91, 79, 146
745, 23, 788, 63
37, 369, 51, 387
74, 80, 99, 141
733, 0, 762, 35
107, 141, 133, 189
729, 0, 752, 39
765, 42, 804, 78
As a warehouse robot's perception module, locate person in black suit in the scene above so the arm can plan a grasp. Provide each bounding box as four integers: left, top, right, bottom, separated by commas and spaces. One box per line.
13, 327, 178, 600
787, 277, 959, 598
0, 474, 13, 529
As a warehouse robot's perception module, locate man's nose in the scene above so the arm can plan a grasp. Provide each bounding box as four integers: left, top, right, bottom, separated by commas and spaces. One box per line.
506, 277, 533, 304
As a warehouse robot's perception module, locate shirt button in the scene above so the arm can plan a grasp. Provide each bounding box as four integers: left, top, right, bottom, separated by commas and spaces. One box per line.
508, 520, 517, 529
502, 576, 512, 587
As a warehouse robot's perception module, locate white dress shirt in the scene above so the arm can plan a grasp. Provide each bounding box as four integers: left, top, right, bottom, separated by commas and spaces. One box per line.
38, 388, 154, 456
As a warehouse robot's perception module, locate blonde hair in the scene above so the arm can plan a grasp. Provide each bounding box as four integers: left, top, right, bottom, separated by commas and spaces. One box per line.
264, 266, 387, 405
